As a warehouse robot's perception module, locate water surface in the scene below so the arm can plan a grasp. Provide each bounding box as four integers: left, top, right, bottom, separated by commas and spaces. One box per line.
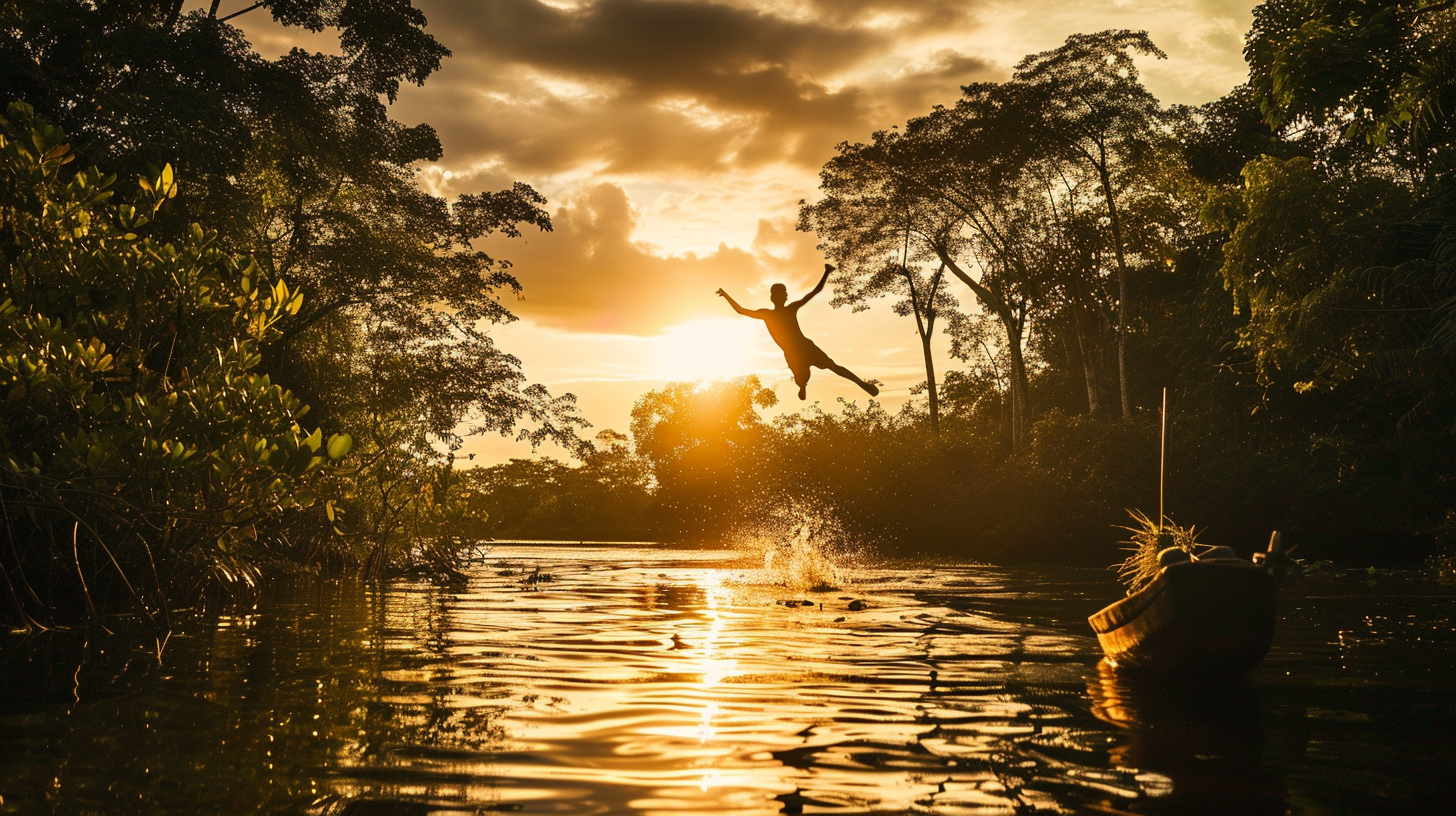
2, 545, 1454, 814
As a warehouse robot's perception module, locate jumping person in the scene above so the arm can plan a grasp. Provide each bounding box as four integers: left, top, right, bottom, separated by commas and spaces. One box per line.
717, 264, 879, 400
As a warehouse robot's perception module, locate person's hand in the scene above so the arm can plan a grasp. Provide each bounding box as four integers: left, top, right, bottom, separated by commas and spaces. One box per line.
823, 263, 835, 275
715, 288, 727, 298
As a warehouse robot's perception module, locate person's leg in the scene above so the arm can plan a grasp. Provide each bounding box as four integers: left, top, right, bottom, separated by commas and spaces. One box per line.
792, 365, 810, 400
824, 361, 879, 396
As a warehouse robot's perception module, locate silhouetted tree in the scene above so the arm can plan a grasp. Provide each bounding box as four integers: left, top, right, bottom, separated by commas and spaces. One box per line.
1014, 30, 1170, 418
630, 377, 776, 539
803, 94, 1045, 448
0, 0, 589, 566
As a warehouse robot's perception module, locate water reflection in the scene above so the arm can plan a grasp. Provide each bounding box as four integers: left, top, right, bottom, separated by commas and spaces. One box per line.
1, 547, 1455, 814
1087, 661, 1284, 814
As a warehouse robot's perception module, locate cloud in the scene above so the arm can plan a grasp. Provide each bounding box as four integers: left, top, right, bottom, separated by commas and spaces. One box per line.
397, 0, 997, 176
489, 182, 817, 334
432, 0, 883, 82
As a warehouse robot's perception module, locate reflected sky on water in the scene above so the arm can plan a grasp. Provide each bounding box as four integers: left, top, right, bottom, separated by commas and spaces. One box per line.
2, 545, 1455, 814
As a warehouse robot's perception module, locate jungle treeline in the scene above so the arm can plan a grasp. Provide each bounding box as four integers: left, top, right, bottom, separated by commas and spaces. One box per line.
474, 3, 1456, 569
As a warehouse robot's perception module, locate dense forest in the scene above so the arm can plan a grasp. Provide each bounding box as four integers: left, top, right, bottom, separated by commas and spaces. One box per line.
474, 4, 1456, 568
0, 0, 588, 626
2, 1, 1454, 627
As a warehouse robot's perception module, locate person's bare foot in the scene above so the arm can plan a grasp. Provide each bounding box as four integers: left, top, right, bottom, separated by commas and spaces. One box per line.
862, 382, 879, 397
798, 384, 807, 400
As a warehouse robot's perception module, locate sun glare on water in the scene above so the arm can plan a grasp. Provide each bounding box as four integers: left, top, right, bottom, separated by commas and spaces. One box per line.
649, 318, 768, 383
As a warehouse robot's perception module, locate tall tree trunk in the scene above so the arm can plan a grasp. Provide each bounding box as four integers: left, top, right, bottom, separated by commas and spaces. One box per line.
1002, 312, 1029, 450
164, 0, 185, 30
903, 254, 944, 436
1096, 162, 1132, 418
920, 331, 939, 435
1072, 306, 1101, 416
934, 250, 1028, 448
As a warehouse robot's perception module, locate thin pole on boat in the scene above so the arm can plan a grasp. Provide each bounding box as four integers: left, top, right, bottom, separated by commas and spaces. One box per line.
1159, 386, 1167, 530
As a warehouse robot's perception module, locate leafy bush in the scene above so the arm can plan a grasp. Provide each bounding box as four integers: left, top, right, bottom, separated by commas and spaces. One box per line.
0, 104, 350, 626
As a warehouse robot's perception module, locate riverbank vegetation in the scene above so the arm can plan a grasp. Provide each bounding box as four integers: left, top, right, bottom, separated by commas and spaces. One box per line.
0, 3, 585, 625
479, 2, 1456, 568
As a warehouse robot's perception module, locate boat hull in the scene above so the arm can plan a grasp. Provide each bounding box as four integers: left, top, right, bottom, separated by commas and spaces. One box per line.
1088, 560, 1276, 675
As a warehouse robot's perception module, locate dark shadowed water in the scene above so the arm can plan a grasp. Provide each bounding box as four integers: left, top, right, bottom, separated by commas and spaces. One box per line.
2, 544, 1455, 814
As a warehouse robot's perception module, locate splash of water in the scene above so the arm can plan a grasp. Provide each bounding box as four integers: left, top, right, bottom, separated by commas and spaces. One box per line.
738, 500, 860, 592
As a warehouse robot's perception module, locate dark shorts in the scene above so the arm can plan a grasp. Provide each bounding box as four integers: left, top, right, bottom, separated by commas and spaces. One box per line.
785, 342, 834, 385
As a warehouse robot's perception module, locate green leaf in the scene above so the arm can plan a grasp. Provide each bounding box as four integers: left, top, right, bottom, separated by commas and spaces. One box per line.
326, 433, 352, 460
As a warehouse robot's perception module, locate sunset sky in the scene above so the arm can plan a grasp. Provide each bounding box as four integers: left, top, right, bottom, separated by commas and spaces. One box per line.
221, 0, 1260, 463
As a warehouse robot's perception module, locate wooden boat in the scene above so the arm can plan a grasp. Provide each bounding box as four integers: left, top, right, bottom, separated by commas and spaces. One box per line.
1088, 533, 1283, 675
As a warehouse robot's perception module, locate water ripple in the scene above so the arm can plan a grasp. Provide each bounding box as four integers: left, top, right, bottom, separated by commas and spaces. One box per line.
4, 546, 1456, 814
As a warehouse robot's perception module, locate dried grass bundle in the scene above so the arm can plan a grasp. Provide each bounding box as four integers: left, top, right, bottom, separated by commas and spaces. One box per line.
1115, 510, 1206, 593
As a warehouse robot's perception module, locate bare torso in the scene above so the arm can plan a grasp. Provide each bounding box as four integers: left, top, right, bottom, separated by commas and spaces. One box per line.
762, 304, 811, 353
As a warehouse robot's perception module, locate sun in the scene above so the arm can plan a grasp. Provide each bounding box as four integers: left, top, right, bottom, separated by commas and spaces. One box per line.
649, 318, 769, 383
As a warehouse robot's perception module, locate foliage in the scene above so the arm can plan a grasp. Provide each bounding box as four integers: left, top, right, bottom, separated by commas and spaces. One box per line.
630, 377, 778, 540
0, 0, 589, 584
1211, 154, 1416, 388
1246, 0, 1456, 152
459, 431, 654, 542
0, 105, 351, 626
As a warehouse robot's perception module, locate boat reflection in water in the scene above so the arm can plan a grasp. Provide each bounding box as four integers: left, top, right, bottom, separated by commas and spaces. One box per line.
1087, 660, 1286, 814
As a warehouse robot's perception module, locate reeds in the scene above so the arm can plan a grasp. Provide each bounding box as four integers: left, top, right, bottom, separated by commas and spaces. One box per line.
1115, 510, 1205, 593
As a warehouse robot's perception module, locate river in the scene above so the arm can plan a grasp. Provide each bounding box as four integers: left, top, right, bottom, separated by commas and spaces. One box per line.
2, 543, 1454, 814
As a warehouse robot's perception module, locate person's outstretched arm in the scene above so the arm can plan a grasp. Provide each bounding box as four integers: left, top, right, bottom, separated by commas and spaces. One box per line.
717, 288, 764, 318
790, 264, 834, 309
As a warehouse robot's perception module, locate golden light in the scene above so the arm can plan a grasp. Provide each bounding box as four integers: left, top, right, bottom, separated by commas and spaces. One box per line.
648, 318, 769, 383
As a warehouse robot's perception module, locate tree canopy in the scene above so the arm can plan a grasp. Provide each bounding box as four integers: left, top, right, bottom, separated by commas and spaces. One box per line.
0, 0, 589, 624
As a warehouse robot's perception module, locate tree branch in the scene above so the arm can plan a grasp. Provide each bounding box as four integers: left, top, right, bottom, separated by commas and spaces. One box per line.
219, 2, 266, 23
276, 297, 368, 344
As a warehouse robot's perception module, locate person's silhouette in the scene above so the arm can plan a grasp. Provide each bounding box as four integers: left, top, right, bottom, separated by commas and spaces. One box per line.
717, 264, 879, 400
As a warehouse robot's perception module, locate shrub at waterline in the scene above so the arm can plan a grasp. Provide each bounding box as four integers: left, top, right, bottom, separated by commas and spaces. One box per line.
0, 104, 351, 628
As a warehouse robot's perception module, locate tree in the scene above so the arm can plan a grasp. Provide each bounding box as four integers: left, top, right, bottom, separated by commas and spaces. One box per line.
1209, 155, 1413, 387
630, 377, 777, 539
798, 150, 959, 433
1015, 156, 1114, 419
1175, 84, 1297, 186
0, 0, 448, 236
802, 91, 1046, 448
1218, 0, 1456, 391
1246, 0, 1456, 155
864, 258, 955, 434
1245, 0, 1456, 393
1014, 30, 1169, 418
